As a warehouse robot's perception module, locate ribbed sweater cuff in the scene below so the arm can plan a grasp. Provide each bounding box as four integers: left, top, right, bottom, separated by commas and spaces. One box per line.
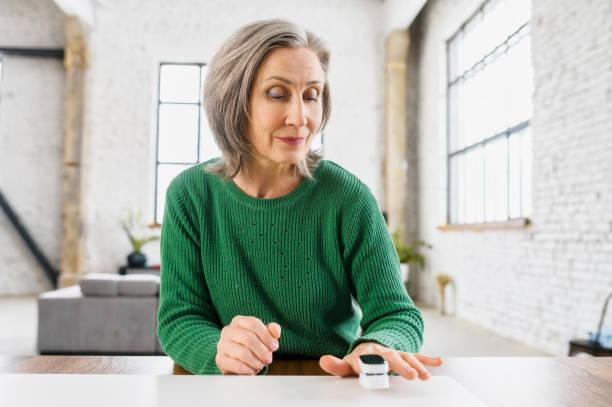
347, 328, 422, 355
166, 329, 222, 375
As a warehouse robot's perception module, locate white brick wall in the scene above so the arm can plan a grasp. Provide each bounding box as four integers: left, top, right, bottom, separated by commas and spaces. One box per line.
414, 0, 612, 355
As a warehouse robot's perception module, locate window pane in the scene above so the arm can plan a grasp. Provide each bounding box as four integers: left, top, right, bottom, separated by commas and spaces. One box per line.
199, 107, 221, 162
159, 64, 201, 103
156, 164, 191, 222
449, 155, 461, 223
200, 64, 207, 96
462, 12, 483, 73
504, 33, 533, 128
158, 104, 199, 163
484, 51, 503, 136
484, 137, 508, 221
448, 84, 459, 152
448, 36, 460, 82
474, 60, 498, 141
462, 75, 477, 147
464, 147, 484, 223
481, 0, 504, 59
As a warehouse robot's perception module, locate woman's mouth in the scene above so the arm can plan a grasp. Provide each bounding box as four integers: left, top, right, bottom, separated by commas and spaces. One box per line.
277, 137, 304, 146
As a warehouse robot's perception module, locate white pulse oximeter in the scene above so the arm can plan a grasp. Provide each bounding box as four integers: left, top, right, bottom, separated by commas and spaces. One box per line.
358, 354, 390, 389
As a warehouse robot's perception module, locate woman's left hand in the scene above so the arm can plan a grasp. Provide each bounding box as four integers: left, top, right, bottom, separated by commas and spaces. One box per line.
319, 341, 443, 380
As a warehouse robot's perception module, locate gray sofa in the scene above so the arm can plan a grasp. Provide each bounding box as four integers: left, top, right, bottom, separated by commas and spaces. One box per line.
37, 273, 164, 355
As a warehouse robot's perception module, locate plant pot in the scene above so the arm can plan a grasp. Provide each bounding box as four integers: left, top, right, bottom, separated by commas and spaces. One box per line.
127, 251, 147, 268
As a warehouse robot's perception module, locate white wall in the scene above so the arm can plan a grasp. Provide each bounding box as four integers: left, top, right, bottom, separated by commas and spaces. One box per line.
382, 0, 426, 36
0, 0, 65, 295
413, 0, 612, 355
0, 0, 65, 47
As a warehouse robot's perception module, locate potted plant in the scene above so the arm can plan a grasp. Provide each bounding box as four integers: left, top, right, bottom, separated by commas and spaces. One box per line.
121, 209, 160, 268
391, 229, 432, 286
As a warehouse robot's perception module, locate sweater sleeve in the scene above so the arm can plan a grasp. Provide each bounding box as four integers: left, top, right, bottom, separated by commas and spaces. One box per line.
157, 176, 222, 374
342, 184, 424, 355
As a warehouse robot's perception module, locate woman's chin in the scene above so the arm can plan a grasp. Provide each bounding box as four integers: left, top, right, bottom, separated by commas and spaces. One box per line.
271, 151, 308, 166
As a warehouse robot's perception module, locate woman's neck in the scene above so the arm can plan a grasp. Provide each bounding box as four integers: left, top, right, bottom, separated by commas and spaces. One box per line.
232, 158, 303, 199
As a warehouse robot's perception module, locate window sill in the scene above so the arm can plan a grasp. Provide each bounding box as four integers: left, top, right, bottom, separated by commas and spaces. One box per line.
437, 218, 530, 231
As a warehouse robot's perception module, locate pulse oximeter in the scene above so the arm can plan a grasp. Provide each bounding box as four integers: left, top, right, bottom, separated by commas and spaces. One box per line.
358, 354, 389, 389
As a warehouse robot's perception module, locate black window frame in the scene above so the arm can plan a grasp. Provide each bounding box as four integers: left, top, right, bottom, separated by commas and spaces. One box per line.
445, 0, 532, 225
153, 62, 207, 225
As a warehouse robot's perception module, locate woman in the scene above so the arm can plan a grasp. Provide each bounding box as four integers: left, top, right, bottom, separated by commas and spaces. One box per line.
157, 19, 442, 377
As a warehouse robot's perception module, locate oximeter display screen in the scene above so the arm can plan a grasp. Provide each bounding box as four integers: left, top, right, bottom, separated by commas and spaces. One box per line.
360, 354, 385, 365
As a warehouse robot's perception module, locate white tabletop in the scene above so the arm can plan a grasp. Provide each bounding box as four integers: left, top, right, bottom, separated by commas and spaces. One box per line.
0, 374, 486, 406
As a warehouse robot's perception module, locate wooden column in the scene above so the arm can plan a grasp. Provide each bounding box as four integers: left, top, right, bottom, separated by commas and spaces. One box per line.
383, 29, 412, 236
59, 16, 88, 288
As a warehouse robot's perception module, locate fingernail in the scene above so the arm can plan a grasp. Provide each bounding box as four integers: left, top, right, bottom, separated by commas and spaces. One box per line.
271, 341, 279, 351
267, 356, 273, 364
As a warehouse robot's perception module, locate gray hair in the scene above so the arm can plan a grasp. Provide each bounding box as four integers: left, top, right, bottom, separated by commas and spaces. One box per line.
203, 19, 331, 179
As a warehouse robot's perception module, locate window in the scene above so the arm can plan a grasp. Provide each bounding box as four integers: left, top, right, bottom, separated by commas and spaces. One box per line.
154, 63, 219, 224
447, 0, 533, 224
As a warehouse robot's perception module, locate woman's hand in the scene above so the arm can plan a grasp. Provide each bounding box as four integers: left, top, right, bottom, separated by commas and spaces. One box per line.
215, 315, 281, 375
319, 341, 443, 380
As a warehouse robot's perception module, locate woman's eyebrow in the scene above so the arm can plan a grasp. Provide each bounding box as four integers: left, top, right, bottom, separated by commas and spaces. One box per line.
266, 76, 322, 86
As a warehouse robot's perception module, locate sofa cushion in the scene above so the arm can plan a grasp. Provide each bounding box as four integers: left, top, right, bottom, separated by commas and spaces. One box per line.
80, 273, 121, 296
37, 286, 82, 353
78, 296, 159, 353
118, 274, 160, 297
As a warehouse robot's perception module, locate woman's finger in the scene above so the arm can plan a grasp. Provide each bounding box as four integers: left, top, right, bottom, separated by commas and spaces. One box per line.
223, 340, 265, 372
235, 316, 279, 352
232, 327, 273, 365
267, 322, 282, 340
383, 351, 417, 380
413, 353, 444, 366
402, 353, 431, 380
218, 353, 258, 375
319, 354, 355, 377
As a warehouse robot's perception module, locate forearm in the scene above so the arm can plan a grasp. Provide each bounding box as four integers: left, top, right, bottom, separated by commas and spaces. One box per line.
349, 306, 424, 354
157, 306, 222, 374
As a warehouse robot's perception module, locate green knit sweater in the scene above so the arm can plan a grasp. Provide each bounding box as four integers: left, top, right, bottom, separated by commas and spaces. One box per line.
157, 159, 424, 374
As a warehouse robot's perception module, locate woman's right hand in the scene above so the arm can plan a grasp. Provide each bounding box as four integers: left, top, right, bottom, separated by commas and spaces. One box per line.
215, 315, 281, 375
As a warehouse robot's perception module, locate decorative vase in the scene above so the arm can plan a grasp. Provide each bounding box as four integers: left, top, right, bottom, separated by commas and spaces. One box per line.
127, 251, 147, 268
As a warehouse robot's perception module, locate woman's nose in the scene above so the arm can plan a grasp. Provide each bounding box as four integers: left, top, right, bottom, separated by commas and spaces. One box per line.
285, 97, 307, 128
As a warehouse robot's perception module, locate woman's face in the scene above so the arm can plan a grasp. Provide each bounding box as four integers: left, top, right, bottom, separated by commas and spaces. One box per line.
246, 47, 325, 169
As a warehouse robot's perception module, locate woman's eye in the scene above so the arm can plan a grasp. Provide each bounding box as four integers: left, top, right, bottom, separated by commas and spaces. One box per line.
267, 87, 287, 99
305, 90, 319, 101
267, 87, 319, 101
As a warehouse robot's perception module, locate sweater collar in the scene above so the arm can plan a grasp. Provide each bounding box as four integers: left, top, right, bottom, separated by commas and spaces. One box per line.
220, 161, 325, 210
